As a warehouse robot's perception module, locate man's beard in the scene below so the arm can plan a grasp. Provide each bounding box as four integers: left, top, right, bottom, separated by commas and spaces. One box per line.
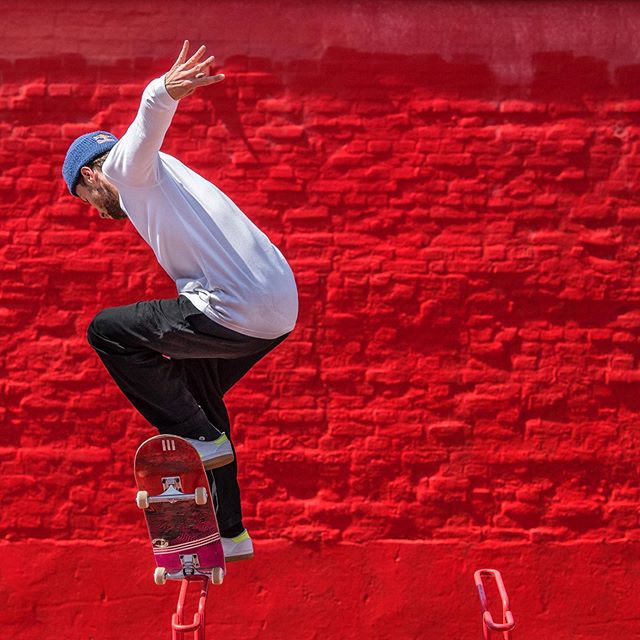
102, 188, 127, 219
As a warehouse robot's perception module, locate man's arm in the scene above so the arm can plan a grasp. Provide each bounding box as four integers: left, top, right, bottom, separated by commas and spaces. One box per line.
103, 41, 225, 187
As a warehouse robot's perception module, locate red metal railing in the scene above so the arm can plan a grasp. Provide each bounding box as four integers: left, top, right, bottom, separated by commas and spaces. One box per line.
474, 569, 516, 640
171, 576, 210, 640
166, 566, 516, 639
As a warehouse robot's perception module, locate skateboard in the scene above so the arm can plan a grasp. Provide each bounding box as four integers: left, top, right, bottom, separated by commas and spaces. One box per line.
134, 434, 226, 586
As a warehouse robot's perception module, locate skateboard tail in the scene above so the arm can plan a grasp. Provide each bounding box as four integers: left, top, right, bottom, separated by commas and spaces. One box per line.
154, 533, 225, 571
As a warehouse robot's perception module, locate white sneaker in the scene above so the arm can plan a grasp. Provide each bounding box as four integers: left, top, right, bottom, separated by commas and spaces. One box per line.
221, 530, 254, 562
185, 434, 234, 470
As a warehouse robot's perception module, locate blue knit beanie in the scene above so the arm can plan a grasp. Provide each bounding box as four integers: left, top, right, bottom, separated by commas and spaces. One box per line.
62, 130, 119, 196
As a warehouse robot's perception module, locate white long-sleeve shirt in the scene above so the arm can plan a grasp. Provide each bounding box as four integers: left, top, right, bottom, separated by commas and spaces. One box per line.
102, 76, 298, 339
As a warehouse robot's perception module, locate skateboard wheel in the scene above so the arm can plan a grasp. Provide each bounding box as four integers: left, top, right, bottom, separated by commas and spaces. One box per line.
136, 491, 150, 509
194, 486, 208, 505
154, 567, 167, 585
212, 567, 224, 585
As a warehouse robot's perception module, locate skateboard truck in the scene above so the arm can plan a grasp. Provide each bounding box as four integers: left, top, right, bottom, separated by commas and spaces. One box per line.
136, 476, 209, 509
155, 554, 224, 585
474, 569, 515, 639
157, 554, 201, 583
171, 575, 210, 640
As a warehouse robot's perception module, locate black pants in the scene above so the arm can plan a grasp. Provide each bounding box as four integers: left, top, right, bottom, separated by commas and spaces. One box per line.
86, 295, 289, 537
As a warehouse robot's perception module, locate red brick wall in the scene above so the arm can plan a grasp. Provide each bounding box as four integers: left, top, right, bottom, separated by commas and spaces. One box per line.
1, 2, 639, 639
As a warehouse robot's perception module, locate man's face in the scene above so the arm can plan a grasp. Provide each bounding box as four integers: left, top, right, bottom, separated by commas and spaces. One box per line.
76, 167, 127, 220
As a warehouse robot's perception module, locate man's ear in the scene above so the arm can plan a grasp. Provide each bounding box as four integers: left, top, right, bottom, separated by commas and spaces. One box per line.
80, 165, 94, 185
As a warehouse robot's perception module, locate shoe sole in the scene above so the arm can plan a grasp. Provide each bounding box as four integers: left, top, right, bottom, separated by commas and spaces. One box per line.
224, 552, 254, 562
202, 453, 235, 470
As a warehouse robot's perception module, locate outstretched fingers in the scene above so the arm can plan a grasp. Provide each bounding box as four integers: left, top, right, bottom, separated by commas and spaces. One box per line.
173, 40, 189, 68
164, 42, 225, 99
194, 73, 225, 86
184, 45, 207, 68
172, 41, 208, 72
192, 55, 215, 77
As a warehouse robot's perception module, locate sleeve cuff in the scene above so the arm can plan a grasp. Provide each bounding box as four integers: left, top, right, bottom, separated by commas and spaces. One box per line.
148, 75, 179, 107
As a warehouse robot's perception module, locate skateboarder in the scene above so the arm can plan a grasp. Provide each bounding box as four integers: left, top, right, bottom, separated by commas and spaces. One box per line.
62, 41, 298, 562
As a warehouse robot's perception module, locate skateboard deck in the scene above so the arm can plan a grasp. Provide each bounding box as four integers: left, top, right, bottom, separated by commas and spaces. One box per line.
134, 434, 225, 585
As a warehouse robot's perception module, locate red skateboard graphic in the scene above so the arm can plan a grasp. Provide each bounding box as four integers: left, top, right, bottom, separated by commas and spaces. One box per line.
134, 434, 226, 586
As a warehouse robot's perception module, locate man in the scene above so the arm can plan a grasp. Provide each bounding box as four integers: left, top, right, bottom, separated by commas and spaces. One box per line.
61, 42, 298, 562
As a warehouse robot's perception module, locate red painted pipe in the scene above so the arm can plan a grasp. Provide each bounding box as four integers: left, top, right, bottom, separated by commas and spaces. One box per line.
171, 576, 210, 640
474, 569, 516, 640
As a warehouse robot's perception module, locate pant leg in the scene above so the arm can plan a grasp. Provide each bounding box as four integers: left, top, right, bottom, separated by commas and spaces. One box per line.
217, 331, 290, 394
86, 296, 274, 440
181, 357, 243, 536
182, 315, 291, 536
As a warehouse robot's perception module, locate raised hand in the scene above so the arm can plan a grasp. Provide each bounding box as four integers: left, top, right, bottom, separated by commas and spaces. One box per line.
164, 40, 225, 100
